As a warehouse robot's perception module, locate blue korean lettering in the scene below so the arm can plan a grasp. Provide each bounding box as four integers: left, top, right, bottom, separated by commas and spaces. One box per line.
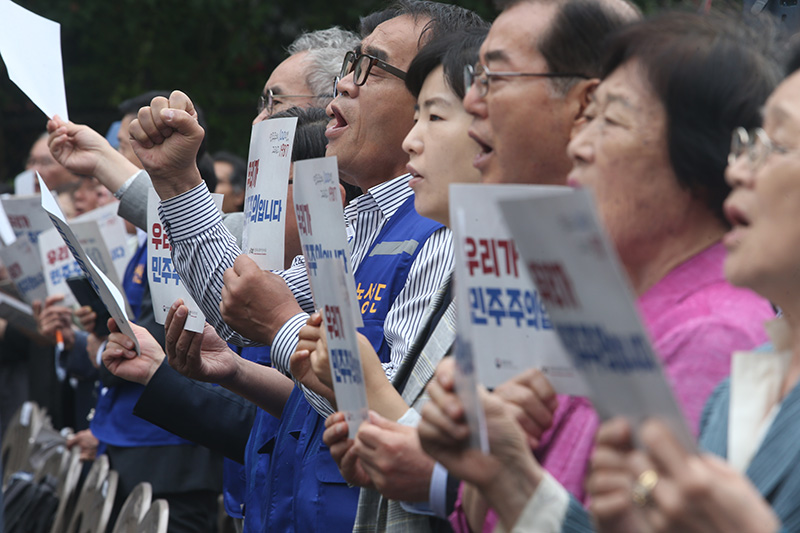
469, 287, 488, 325
555, 324, 655, 373
486, 287, 505, 325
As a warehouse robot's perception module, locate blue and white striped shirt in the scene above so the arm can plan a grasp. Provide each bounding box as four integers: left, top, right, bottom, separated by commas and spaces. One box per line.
158, 174, 453, 416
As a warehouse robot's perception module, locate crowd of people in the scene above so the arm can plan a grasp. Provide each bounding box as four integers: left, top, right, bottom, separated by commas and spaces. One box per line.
2, 0, 800, 531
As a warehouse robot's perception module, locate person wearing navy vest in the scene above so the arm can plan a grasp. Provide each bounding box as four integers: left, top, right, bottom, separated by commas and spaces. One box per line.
120, 2, 485, 531
252, 195, 441, 532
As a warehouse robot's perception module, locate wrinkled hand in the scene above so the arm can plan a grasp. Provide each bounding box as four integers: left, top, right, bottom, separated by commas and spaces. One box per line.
102, 318, 165, 385
47, 116, 127, 178
419, 358, 541, 490
290, 313, 335, 404
33, 295, 74, 347
220, 255, 302, 345
354, 411, 435, 502
493, 368, 558, 449
128, 90, 204, 197
166, 299, 239, 384
323, 412, 374, 488
635, 420, 778, 533
588, 418, 651, 533
66, 429, 99, 462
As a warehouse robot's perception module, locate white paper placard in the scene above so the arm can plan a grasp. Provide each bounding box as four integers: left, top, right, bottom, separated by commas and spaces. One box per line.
71, 202, 130, 282
0, 292, 37, 333
0, 236, 47, 305
14, 169, 36, 196
146, 189, 223, 333
241, 117, 298, 270
0, 198, 16, 245
316, 256, 369, 438
452, 209, 490, 452
0, 0, 69, 120
500, 188, 695, 451
71, 220, 123, 290
451, 184, 587, 395
1, 195, 54, 246
38, 175, 139, 354
38, 227, 80, 307
292, 157, 363, 328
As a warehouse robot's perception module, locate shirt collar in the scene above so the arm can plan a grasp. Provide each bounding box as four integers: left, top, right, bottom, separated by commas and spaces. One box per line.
344, 174, 412, 223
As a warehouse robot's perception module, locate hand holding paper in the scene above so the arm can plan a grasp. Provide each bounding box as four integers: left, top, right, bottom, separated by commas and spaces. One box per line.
291, 313, 336, 404
323, 412, 375, 488
165, 300, 239, 384
102, 319, 164, 385
588, 418, 780, 533
352, 411, 435, 502
128, 90, 204, 199
419, 357, 548, 487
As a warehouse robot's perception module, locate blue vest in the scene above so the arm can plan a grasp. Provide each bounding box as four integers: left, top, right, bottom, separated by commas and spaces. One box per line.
224, 344, 271, 520
91, 243, 190, 448
122, 241, 147, 319
252, 195, 443, 532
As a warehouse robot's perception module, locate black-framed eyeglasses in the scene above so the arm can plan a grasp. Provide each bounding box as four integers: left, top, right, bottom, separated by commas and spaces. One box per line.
728, 127, 792, 169
338, 50, 406, 88
463, 63, 589, 98
257, 88, 320, 116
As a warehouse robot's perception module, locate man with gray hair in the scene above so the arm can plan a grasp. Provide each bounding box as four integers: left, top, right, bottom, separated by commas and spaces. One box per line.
253, 27, 359, 122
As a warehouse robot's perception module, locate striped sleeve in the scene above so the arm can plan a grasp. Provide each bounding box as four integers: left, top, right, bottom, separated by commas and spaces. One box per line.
380, 226, 454, 380
159, 183, 314, 347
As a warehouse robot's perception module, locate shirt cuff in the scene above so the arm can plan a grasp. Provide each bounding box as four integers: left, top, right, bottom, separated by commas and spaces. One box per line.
271, 312, 310, 376
158, 182, 221, 242
429, 462, 450, 518
113, 171, 141, 199
398, 459, 441, 517
494, 471, 570, 533
397, 407, 421, 427
96, 340, 107, 367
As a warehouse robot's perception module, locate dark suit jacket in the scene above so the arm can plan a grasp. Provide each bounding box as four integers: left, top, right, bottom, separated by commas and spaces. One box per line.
133, 360, 256, 465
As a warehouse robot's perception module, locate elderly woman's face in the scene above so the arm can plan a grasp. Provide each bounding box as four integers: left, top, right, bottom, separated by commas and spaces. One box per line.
723, 71, 800, 297
567, 60, 690, 268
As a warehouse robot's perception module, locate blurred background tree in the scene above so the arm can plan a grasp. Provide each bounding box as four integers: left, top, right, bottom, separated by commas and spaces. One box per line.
0, 0, 686, 185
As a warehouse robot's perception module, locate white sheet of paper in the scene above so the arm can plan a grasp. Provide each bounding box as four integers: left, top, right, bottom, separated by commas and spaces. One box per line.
293, 157, 363, 327
1, 195, 54, 247
0, 199, 16, 245
451, 209, 489, 453
0, 235, 47, 305
38, 175, 139, 354
0, 0, 68, 120
0, 291, 37, 333
451, 184, 587, 395
146, 189, 222, 333
38, 227, 80, 307
242, 117, 298, 270
500, 189, 695, 451
315, 256, 369, 438
71, 220, 124, 289
71, 202, 131, 282
14, 170, 36, 196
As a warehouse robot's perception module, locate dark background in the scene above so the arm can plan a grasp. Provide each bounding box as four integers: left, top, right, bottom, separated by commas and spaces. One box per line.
0, 0, 693, 185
